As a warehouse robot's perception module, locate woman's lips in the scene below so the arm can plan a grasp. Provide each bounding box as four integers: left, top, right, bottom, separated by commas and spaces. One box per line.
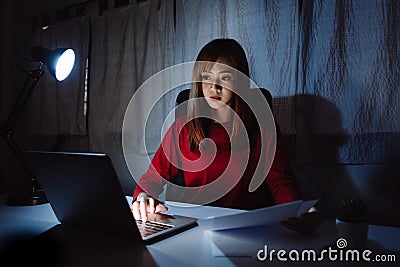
210, 95, 222, 101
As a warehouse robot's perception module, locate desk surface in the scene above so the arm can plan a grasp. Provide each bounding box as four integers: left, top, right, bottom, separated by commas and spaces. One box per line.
0, 197, 399, 267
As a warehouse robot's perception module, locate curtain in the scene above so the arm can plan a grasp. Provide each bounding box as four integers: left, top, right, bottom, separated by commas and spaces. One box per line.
297, 0, 400, 163
28, 17, 89, 136
89, 0, 175, 154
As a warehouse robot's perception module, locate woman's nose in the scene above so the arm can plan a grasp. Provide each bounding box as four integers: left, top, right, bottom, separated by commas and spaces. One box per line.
210, 83, 222, 92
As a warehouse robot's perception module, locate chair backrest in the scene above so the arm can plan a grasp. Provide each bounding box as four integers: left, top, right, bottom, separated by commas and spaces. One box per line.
176, 89, 191, 105
256, 88, 273, 111
175, 89, 191, 118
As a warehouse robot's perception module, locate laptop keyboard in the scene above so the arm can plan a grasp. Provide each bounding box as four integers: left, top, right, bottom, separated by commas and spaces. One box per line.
136, 220, 174, 237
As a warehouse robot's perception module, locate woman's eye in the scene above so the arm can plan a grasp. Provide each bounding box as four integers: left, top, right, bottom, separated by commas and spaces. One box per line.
201, 75, 211, 81
221, 75, 231, 81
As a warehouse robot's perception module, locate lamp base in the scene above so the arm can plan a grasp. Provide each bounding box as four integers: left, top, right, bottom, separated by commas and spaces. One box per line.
6, 189, 48, 206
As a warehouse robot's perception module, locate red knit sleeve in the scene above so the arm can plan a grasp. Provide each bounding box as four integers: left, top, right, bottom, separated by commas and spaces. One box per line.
265, 127, 303, 204
132, 120, 181, 200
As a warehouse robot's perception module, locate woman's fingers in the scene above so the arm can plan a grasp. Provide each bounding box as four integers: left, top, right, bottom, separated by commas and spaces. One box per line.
148, 197, 156, 214
131, 201, 141, 220
139, 198, 148, 222
131, 196, 168, 222
155, 203, 168, 213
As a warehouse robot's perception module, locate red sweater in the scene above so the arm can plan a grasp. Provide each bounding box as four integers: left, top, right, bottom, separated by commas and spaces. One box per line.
133, 117, 302, 210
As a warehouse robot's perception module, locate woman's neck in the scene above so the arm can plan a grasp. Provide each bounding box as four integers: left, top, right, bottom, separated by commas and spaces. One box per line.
210, 105, 233, 123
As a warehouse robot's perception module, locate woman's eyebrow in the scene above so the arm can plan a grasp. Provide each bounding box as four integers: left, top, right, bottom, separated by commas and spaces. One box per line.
201, 70, 233, 74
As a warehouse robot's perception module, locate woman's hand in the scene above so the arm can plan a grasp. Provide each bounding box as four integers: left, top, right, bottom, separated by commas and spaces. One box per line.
130, 193, 168, 222
281, 207, 322, 234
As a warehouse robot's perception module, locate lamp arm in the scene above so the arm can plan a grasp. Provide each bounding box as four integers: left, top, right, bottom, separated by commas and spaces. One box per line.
0, 66, 44, 134
1, 132, 37, 184
0, 66, 44, 190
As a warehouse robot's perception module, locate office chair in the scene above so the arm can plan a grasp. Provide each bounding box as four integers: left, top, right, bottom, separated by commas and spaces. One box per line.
165, 87, 274, 201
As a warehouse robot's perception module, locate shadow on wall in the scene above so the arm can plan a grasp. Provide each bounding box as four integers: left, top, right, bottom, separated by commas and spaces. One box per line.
273, 94, 400, 226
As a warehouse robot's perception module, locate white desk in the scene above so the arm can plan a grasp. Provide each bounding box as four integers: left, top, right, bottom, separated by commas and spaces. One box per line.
0, 198, 399, 267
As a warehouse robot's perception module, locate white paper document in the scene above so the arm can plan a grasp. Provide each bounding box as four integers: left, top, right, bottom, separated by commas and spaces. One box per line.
198, 199, 318, 231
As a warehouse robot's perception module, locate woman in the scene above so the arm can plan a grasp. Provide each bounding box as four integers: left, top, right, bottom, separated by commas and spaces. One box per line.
131, 39, 320, 233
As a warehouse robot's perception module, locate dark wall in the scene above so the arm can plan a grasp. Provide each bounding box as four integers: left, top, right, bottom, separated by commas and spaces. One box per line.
0, 0, 31, 196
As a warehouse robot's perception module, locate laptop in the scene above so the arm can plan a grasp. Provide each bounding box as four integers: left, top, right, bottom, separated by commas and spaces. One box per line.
27, 151, 197, 244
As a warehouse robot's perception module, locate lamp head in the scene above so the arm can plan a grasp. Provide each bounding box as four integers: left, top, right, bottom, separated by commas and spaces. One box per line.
30, 46, 75, 81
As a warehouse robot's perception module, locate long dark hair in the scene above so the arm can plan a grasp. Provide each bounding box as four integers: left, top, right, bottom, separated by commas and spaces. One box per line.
187, 39, 253, 151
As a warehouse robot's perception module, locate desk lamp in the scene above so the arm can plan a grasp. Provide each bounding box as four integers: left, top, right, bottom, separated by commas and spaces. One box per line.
0, 46, 75, 205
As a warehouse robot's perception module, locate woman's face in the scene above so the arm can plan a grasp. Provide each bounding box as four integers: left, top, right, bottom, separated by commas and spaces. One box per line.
201, 61, 235, 110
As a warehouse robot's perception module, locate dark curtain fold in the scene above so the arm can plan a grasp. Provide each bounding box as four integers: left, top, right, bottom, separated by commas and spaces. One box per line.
88, 0, 175, 154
